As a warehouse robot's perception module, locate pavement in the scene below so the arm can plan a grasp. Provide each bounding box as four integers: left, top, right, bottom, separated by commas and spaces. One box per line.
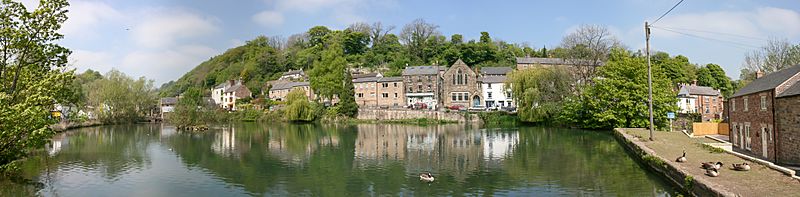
621, 128, 800, 197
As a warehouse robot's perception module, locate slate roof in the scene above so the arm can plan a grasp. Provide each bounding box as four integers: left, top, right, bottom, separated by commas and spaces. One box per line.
678, 85, 720, 96
732, 64, 800, 97
353, 77, 379, 83
479, 76, 507, 83
378, 77, 403, 82
402, 66, 442, 76
224, 84, 247, 93
778, 81, 800, 98
515, 57, 604, 66
160, 97, 178, 105
480, 67, 513, 75
270, 82, 309, 91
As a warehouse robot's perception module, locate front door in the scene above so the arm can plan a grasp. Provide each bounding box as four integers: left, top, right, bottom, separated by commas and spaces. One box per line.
762, 128, 768, 158
739, 125, 744, 149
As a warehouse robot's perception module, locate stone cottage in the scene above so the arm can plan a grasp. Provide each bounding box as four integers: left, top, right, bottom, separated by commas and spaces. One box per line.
729, 64, 800, 163
775, 78, 800, 166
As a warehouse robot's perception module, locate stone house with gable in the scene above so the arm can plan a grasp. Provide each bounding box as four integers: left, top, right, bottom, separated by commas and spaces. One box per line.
442, 59, 481, 109
775, 73, 800, 166
729, 64, 800, 163
212, 79, 252, 111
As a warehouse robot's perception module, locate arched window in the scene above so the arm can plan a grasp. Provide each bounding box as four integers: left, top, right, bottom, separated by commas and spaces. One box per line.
457, 69, 463, 85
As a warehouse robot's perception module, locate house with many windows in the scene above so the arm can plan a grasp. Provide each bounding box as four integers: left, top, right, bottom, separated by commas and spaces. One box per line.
353, 75, 405, 108
268, 81, 314, 102
442, 59, 481, 109
211, 79, 252, 111
480, 76, 513, 110
676, 84, 724, 121
729, 64, 800, 163
402, 66, 444, 109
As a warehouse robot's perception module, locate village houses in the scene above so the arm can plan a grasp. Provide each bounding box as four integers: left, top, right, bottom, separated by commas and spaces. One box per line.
353, 73, 406, 108
159, 97, 177, 119
402, 65, 444, 109
211, 79, 253, 111
729, 64, 800, 164
268, 81, 314, 102
479, 67, 514, 110
676, 83, 724, 121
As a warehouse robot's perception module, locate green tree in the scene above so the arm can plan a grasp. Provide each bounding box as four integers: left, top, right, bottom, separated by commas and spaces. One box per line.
85, 70, 158, 123
560, 48, 678, 129
285, 89, 315, 121
309, 38, 347, 101
336, 72, 358, 117
697, 63, 732, 97
0, 0, 71, 171
508, 67, 573, 123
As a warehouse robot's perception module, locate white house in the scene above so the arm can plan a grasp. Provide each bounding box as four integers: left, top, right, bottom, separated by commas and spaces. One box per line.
160, 97, 177, 119
480, 76, 514, 110
211, 79, 252, 111
279, 69, 305, 81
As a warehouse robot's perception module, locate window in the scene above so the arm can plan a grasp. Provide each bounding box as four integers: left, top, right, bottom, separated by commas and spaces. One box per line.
744, 97, 749, 111
488, 92, 493, 99
732, 99, 736, 111
394, 93, 398, 98
357, 93, 363, 98
370, 93, 375, 97
487, 83, 492, 89
382, 83, 388, 88
452, 93, 457, 101
457, 70, 463, 85
393, 83, 397, 87
761, 96, 767, 110
382, 93, 389, 98
427, 85, 431, 90
745, 125, 751, 150
418, 85, 422, 90
705, 106, 709, 113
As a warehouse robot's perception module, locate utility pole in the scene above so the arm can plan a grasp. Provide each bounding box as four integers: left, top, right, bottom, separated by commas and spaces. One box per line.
645, 22, 654, 141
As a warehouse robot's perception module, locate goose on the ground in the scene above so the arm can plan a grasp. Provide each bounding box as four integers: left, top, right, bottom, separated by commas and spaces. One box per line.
675, 150, 687, 163
419, 172, 435, 182
732, 163, 751, 171
706, 168, 719, 177
701, 161, 723, 170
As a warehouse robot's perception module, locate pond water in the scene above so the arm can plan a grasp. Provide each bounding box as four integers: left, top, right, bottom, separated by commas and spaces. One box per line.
1, 123, 675, 196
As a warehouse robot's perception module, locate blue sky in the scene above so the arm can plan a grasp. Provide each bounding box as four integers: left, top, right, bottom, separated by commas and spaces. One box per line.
18, 0, 800, 84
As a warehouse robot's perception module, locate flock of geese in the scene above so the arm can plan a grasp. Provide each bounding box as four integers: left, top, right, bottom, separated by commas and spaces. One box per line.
675, 150, 751, 177
417, 149, 753, 182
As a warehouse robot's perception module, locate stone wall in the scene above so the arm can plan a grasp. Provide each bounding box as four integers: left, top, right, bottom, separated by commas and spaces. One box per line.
728, 90, 776, 161
357, 109, 481, 123
776, 95, 800, 165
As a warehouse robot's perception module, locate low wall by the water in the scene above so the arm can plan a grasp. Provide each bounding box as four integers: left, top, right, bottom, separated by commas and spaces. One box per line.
357, 109, 481, 123
613, 128, 736, 197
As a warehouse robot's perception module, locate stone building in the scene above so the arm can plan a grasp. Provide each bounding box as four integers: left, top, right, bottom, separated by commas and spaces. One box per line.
676, 84, 724, 121
479, 67, 513, 77
353, 75, 405, 108
442, 59, 481, 109
729, 64, 800, 163
402, 66, 444, 109
268, 81, 314, 102
775, 79, 800, 166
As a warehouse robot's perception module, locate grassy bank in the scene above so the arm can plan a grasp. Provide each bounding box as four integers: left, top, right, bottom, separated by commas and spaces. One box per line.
478, 111, 520, 127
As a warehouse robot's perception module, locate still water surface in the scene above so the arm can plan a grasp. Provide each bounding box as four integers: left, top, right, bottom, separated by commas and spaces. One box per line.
1, 123, 675, 196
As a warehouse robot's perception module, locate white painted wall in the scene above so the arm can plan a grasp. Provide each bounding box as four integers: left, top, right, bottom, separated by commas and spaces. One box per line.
481, 82, 513, 110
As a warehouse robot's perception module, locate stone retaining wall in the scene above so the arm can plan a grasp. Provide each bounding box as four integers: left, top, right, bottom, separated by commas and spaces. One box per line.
357, 109, 481, 123
614, 128, 736, 197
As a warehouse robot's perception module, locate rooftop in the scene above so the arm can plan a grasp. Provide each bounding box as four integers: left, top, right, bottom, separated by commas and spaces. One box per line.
678, 85, 720, 96
160, 97, 178, 105
516, 57, 603, 66
480, 67, 513, 75
270, 81, 310, 91
479, 76, 507, 83
402, 66, 442, 76
732, 64, 800, 97
778, 80, 800, 98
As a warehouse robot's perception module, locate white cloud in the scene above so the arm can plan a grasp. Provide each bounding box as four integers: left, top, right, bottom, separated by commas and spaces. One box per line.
69, 50, 116, 73
252, 0, 389, 27
15, 0, 39, 11
61, 1, 122, 38
252, 10, 285, 27
132, 10, 220, 48
120, 45, 218, 83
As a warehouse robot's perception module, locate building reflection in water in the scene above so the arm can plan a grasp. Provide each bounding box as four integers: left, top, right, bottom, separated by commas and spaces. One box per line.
46, 133, 66, 156
266, 126, 340, 165
211, 126, 236, 157
354, 124, 520, 181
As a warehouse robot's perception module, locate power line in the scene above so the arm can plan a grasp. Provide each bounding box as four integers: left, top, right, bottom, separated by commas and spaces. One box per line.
652, 0, 685, 25
653, 25, 770, 41
651, 26, 760, 49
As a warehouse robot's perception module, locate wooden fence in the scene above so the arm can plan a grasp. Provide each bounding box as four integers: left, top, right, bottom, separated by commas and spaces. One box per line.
692, 122, 729, 136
